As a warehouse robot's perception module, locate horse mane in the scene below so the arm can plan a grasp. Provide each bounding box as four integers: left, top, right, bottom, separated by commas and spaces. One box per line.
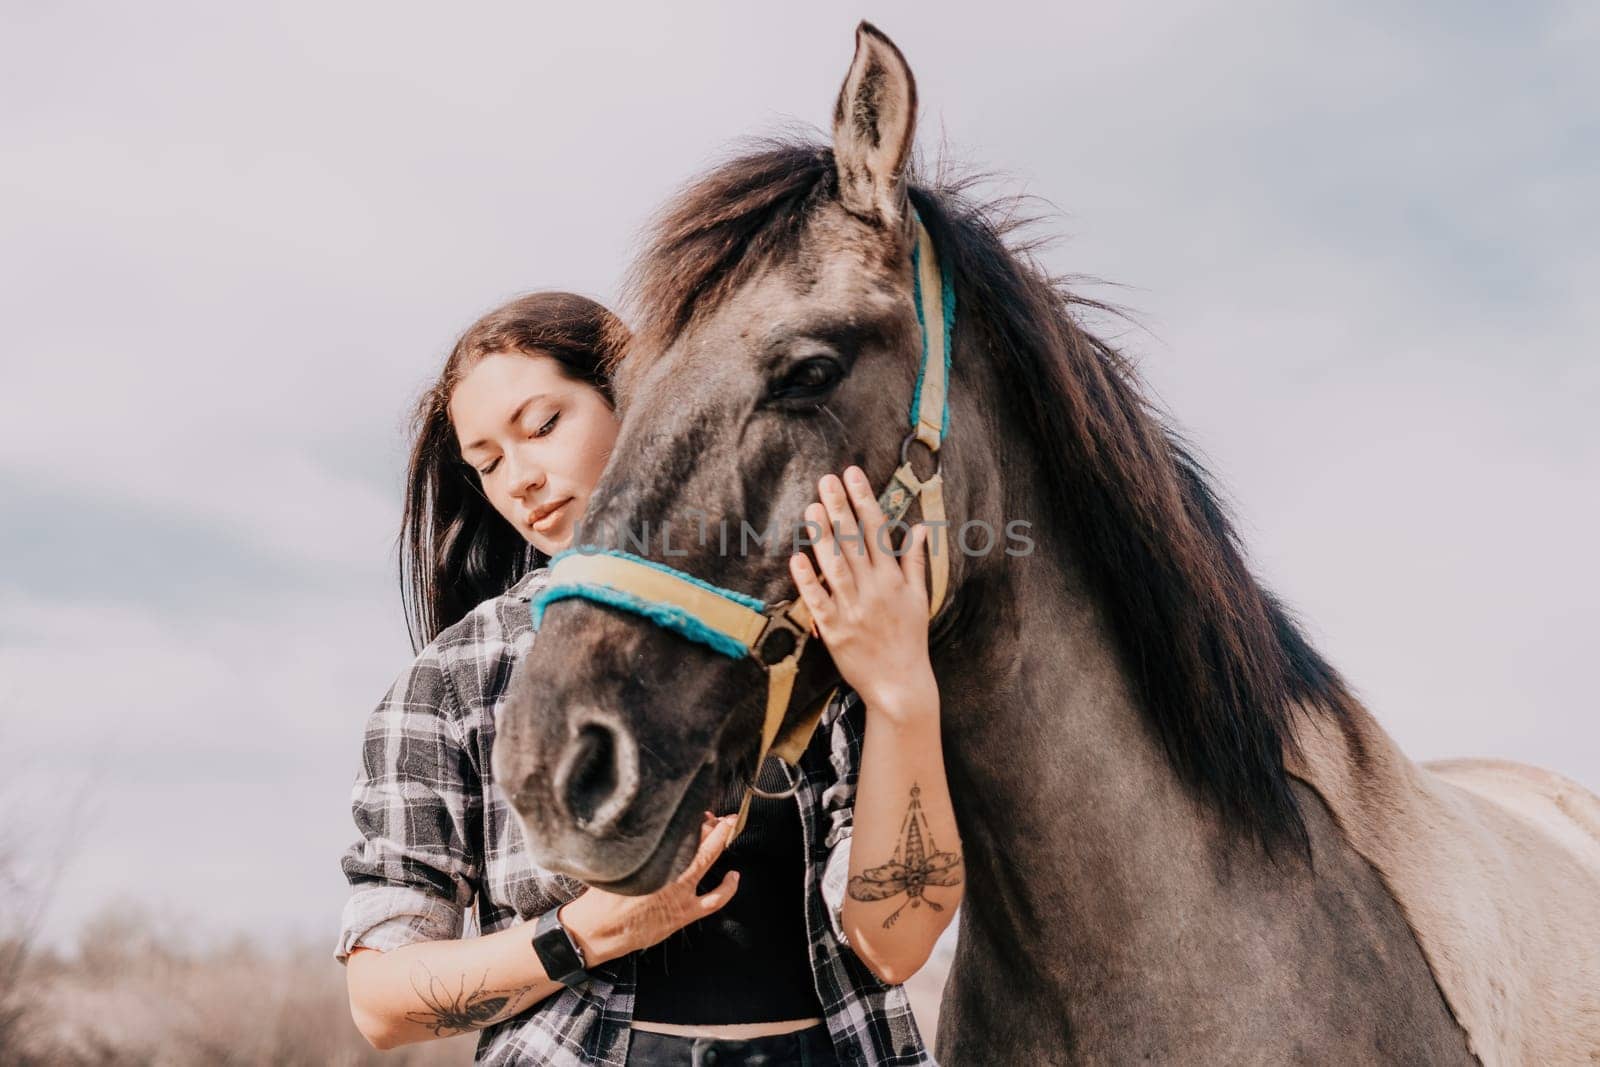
618, 135, 1366, 864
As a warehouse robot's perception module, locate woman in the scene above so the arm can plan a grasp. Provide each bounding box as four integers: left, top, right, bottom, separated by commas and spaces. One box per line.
335, 291, 963, 1066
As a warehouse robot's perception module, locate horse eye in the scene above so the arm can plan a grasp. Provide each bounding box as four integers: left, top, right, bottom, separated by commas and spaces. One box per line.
770, 356, 843, 402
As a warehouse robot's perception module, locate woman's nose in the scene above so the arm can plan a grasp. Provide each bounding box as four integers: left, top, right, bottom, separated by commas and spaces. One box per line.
505, 450, 547, 498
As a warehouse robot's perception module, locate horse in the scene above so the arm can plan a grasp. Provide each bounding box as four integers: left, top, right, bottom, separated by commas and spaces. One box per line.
494, 22, 1600, 1064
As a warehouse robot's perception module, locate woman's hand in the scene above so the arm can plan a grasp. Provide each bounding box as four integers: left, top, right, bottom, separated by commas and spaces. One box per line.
788, 465, 936, 723
557, 812, 740, 966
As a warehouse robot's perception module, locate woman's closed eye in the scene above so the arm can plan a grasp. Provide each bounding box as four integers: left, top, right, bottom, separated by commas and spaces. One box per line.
475, 412, 561, 476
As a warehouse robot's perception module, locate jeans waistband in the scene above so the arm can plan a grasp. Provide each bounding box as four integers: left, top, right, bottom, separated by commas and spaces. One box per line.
625, 1022, 837, 1066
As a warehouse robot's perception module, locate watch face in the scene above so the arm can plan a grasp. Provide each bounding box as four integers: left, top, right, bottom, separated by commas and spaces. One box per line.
533, 908, 588, 985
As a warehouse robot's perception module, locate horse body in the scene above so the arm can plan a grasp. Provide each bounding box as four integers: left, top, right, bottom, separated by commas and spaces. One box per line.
496, 22, 1600, 1063
1286, 709, 1600, 1064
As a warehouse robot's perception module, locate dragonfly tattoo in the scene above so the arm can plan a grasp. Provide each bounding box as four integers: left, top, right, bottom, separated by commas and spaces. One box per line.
848, 783, 963, 929
404, 963, 532, 1036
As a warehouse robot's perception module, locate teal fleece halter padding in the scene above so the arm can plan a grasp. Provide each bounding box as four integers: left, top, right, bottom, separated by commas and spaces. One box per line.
909, 219, 956, 439
529, 546, 764, 661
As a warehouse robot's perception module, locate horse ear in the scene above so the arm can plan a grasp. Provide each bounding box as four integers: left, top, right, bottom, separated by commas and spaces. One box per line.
832, 21, 918, 228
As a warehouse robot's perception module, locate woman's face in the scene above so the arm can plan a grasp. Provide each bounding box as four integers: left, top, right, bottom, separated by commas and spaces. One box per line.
450, 350, 619, 556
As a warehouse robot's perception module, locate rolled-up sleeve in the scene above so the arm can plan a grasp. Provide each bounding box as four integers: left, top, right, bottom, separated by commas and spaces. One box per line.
819, 688, 864, 948
334, 650, 480, 965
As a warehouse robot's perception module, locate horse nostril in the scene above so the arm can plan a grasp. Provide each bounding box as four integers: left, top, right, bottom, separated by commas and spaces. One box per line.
558, 719, 637, 834
565, 724, 616, 826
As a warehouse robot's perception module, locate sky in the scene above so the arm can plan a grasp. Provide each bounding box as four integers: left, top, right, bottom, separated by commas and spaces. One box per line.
1, 1, 1595, 954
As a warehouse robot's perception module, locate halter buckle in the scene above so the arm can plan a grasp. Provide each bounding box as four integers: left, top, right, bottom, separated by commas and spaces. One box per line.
750, 599, 809, 667
900, 430, 942, 484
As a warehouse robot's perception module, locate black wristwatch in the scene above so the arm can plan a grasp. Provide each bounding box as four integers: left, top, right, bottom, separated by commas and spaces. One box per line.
531, 905, 592, 987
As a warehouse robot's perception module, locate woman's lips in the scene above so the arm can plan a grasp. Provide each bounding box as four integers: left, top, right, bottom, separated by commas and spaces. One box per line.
530, 498, 572, 532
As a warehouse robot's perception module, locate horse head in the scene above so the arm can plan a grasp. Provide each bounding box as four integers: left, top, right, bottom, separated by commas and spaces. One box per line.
494, 24, 996, 892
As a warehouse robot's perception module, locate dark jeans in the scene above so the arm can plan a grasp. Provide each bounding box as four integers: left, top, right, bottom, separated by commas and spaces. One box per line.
625, 1023, 839, 1066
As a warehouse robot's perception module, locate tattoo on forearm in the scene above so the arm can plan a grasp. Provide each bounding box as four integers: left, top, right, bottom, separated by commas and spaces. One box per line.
848, 782, 963, 929
404, 963, 543, 1036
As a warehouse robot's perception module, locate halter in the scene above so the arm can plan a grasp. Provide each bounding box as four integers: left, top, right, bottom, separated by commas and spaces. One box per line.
531, 212, 954, 835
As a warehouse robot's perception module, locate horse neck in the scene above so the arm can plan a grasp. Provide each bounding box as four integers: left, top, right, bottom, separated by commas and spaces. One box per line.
935, 515, 1232, 933
928, 397, 1253, 985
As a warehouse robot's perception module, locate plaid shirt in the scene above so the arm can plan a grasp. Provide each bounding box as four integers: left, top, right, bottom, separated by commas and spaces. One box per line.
336, 566, 932, 1065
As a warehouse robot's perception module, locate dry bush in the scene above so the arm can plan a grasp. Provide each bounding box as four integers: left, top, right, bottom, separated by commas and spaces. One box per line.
0, 746, 64, 1061
2, 906, 472, 1066
0, 716, 470, 1064
1, 933, 32, 1058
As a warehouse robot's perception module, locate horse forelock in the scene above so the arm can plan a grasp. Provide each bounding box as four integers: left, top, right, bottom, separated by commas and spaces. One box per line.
611, 138, 837, 383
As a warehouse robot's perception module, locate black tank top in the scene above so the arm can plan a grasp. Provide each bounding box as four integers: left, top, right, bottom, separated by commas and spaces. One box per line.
631, 757, 824, 1024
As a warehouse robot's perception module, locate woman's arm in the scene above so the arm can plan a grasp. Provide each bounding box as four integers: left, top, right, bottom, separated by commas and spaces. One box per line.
839, 671, 961, 983
346, 923, 564, 1050
790, 465, 963, 985
346, 813, 741, 1049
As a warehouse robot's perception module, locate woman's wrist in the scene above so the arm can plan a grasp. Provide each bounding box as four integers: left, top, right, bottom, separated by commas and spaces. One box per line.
858, 669, 939, 727
554, 891, 629, 967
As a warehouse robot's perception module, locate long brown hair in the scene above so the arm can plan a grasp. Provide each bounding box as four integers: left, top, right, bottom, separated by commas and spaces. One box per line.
401, 291, 626, 652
